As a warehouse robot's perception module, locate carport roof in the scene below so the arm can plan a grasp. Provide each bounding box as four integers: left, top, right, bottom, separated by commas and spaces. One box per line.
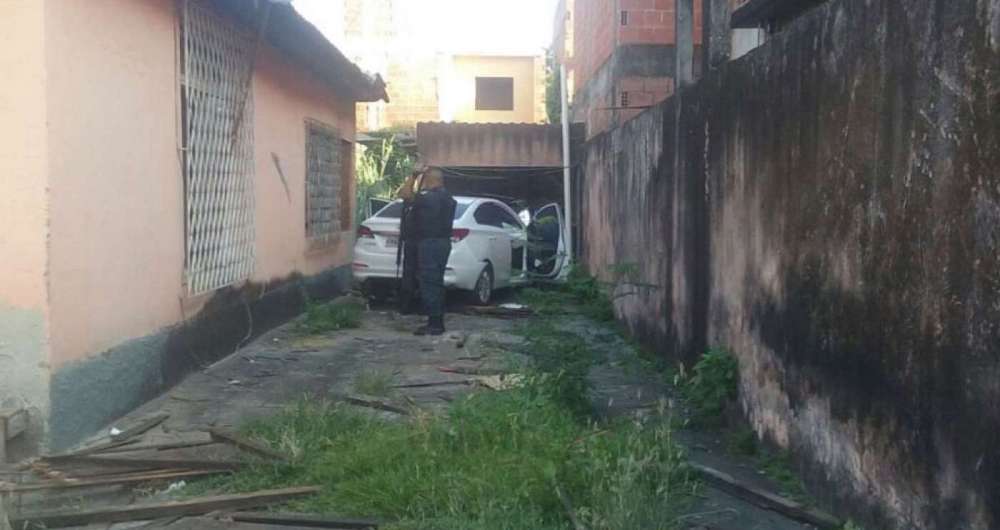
417, 122, 567, 168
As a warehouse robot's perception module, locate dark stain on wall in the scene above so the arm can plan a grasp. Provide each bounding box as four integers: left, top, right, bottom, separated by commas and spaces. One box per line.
50, 266, 350, 451
580, 0, 1000, 527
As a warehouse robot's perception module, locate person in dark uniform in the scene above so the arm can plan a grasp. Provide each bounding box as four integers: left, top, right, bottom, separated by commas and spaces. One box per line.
396, 171, 422, 315
399, 167, 456, 336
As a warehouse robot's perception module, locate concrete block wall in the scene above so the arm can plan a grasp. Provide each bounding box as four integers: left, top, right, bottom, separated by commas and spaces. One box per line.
580, 0, 1000, 527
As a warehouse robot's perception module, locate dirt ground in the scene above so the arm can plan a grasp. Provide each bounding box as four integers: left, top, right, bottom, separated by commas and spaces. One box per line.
26, 296, 826, 530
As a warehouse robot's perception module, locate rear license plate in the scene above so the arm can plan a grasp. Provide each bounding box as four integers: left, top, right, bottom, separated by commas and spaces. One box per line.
385, 237, 399, 248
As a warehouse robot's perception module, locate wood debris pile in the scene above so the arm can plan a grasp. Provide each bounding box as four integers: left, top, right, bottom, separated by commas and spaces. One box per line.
0, 413, 378, 529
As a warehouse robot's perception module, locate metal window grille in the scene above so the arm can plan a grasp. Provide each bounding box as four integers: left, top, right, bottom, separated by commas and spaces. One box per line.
181, 0, 256, 295
305, 123, 342, 241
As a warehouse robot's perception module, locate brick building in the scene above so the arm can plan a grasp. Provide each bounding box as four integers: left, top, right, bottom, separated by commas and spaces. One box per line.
554, 0, 704, 138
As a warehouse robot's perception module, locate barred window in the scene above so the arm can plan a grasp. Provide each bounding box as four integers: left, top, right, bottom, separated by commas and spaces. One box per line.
306, 122, 350, 241
180, 0, 256, 294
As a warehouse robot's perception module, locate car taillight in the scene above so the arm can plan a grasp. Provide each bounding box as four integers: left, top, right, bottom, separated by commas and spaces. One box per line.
357, 225, 374, 239
451, 228, 470, 242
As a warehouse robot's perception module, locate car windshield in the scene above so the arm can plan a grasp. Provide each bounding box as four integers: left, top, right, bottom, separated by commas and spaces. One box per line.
375, 201, 470, 220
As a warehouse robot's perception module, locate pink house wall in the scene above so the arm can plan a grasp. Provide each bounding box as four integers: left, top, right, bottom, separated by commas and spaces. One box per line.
0, 0, 51, 458
0, 0, 364, 452
43, 0, 356, 370
45, 0, 186, 369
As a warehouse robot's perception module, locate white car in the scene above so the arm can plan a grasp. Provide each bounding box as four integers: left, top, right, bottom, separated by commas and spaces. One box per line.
353, 196, 566, 304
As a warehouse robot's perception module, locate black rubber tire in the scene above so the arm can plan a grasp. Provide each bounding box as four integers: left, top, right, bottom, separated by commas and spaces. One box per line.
471, 264, 494, 306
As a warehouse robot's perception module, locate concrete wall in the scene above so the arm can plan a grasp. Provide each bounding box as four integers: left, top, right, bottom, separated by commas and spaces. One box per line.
580, 0, 1000, 528
440, 55, 544, 124
0, 0, 51, 459
21, 0, 358, 451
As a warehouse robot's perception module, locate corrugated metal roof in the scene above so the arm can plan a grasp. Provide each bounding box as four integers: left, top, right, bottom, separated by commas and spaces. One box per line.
213, 0, 388, 102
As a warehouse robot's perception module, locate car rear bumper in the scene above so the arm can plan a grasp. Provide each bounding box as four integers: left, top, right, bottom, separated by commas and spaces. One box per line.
353, 241, 483, 291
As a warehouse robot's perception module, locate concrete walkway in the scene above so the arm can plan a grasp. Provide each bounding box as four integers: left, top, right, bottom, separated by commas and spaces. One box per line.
33, 299, 824, 530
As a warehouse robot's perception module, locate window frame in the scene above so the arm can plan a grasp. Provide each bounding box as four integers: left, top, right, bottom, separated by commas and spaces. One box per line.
474, 77, 515, 111
304, 119, 349, 247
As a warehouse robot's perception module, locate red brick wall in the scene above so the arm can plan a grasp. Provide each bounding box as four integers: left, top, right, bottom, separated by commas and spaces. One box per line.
573, 0, 616, 95
617, 75, 674, 121
575, 0, 704, 93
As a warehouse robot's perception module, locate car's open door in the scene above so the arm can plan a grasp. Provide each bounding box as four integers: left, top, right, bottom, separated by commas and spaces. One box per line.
525, 203, 566, 279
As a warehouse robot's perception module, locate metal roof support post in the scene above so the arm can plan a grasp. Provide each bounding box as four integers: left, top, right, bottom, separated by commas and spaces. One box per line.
560, 63, 574, 266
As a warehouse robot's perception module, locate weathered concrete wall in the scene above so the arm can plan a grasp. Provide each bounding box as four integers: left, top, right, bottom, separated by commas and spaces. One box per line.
0, 0, 51, 458
580, 0, 1000, 528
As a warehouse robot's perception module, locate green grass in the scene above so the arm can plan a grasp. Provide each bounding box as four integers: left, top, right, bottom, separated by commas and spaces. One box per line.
193, 301, 697, 529
518, 267, 615, 322
353, 370, 397, 397
297, 298, 364, 334
515, 319, 603, 417
192, 381, 695, 530
757, 450, 807, 502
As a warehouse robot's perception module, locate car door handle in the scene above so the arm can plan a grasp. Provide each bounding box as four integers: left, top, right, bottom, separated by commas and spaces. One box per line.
489, 236, 497, 241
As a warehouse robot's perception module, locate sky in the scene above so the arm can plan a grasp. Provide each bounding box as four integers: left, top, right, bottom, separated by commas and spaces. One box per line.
294, 0, 560, 56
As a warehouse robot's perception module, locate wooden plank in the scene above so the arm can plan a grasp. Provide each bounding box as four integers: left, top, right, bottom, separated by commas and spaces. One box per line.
554, 484, 585, 530
337, 396, 410, 416
2, 469, 225, 493
9, 486, 321, 528
42, 455, 244, 471
690, 463, 842, 529
49, 438, 142, 458
231, 512, 380, 529
391, 380, 472, 389
111, 414, 170, 442
209, 429, 287, 462
99, 439, 218, 454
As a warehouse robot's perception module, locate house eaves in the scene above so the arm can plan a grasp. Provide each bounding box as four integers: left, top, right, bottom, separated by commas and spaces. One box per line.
213, 0, 389, 103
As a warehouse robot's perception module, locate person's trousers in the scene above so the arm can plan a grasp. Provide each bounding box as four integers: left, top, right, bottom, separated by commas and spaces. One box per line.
398, 241, 420, 313
417, 238, 452, 323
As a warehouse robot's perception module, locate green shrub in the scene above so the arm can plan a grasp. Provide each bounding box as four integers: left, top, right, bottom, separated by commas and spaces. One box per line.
682, 349, 739, 427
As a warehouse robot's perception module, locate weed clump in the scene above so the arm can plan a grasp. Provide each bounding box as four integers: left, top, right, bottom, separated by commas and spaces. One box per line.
297, 298, 363, 334
681, 348, 739, 428
519, 267, 615, 322
353, 370, 396, 397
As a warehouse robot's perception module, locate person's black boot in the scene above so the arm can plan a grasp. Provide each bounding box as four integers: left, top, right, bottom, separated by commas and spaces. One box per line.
414, 316, 445, 336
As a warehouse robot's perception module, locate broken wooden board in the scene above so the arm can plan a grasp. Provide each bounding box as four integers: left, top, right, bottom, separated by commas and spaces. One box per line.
209, 428, 287, 462
48, 437, 142, 458
231, 512, 380, 529
336, 396, 411, 416
437, 366, 508, 376
690, 463, 842, 529
2, 468, 225, 493
111, 413, 170, 442
0, 408, 28, 463
41, 455, 244, 472
391, 380, 473, 389
9, 486, 321, 527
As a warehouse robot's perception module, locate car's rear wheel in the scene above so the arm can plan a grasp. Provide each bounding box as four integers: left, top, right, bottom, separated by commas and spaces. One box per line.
471, 264, 493, 306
